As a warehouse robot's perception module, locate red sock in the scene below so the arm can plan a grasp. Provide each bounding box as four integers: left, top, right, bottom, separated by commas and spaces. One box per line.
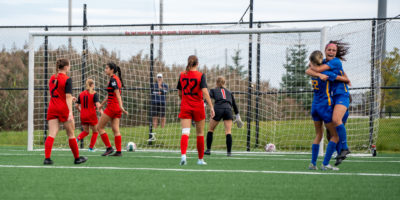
77, 131, 89, 140
44, 136, 54, 159
115, 135, 122, 152
197, 136, 204, 159
181, 134, 189, 155
89, 132, 98, 149
101, 133, 112, 148
69, 138, 80, 159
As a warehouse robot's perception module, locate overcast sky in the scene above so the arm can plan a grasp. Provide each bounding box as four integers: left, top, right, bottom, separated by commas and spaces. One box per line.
0, 0, 399, 25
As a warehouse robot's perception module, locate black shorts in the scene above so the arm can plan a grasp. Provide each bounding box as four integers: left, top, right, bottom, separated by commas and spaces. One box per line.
213, 108, 233, 121
151, 104, 166, 117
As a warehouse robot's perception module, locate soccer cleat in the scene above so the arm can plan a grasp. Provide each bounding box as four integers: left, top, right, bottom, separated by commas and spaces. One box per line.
74, 156, 88, 164
88, 148, 96, 152
321, 164, 339, 171
204, 149, 211, 155
308, 163, 318, 170
335, 149, 351, 166
110, 151, 122, 157
101, 147, 114, 156
197, 159, 207, 165
43, 158, 53, 165
227, 152, 232, 157
180, 155, 187, 165
337, 149, 351, 159
147, 133, 157, 142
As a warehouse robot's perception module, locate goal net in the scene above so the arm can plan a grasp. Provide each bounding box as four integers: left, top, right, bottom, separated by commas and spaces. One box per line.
27, 23, 382, 154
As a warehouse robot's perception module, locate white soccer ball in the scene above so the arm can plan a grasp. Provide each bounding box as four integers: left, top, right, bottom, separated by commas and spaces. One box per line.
126, 142, 137, 152
265, 143, 276, 152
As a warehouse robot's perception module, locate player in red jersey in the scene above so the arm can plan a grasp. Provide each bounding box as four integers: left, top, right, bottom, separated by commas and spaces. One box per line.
75, 79, 102, 152
98, 62, 128, 156
44, 58, 87, 165
177, 55, 215, 165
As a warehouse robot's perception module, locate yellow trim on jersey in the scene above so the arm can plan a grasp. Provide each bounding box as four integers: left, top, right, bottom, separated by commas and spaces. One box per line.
340, 70, 348, 92
326, 81, 331, 106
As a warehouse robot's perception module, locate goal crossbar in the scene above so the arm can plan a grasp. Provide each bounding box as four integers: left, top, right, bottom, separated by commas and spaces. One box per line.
29, 27, 322, 37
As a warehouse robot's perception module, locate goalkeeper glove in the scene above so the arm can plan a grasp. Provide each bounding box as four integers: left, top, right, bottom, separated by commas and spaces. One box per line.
235, 114, 244, 128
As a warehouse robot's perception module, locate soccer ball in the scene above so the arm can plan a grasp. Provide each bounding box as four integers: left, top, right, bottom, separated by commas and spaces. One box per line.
265, 143, 276, 152
126, 142, 137, 152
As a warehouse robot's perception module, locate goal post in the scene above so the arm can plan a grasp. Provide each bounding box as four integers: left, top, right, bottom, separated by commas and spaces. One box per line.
27, 25, 379, 154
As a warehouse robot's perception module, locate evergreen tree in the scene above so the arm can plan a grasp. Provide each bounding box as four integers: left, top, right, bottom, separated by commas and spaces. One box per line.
229, 48, 247, 79
280, 37, 312, 110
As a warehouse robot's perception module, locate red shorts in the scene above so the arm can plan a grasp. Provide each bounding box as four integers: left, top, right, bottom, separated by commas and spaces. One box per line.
179, 107, 206, 122
47, 108, 69, 122
104, 107, 122, 119
81, 118, 98, 126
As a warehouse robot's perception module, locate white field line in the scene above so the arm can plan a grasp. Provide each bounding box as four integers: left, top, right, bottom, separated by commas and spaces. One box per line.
0, 164, 399, 177
1, 153, 400, 163
25, 149, 377, 157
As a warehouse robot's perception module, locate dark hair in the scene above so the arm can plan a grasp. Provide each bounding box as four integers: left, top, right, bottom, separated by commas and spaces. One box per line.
54, 58, 69, 82
107, 62, 124, 87
309, 50, 323, 66
186, 55, 198, 72
56, 58, 69, 70
326, 40, 350, 61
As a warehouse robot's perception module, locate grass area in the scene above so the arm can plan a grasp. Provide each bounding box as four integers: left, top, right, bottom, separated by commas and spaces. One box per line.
1, 118, 399, 152
0, 146, 399, 200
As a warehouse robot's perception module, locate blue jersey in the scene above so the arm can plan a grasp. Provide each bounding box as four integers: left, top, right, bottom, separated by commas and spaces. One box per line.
323, 58, 349, 96
311, 71, 337, 106
311, 71, 337, 123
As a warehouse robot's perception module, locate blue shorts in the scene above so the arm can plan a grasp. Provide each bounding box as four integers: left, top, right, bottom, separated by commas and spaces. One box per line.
342, 110, 349, 124
311, 104, 333, 123
333, 94, 350, 108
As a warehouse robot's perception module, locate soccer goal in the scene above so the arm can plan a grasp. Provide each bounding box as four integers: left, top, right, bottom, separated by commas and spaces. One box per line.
27, 23, 381, 154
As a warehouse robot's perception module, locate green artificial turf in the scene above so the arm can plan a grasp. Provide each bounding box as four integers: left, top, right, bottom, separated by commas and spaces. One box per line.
0, 146, 399, 200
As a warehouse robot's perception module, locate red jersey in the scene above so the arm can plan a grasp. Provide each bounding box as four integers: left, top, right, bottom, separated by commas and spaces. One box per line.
177, 71, 207, 109
106, 74, 122, 109
47, 73, 72, 122
77, 90, 99, 124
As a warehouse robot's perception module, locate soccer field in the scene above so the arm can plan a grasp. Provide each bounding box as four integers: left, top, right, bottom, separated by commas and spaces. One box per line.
1, 146, 399, 200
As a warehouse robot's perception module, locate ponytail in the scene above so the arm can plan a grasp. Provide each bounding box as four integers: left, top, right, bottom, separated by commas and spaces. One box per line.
55, 58, 69, 84
85, 79, 95, 94
107, 62, 124, 88
186, 55, 198, 72
116, 66, 124, 88
216, 76, 226, 88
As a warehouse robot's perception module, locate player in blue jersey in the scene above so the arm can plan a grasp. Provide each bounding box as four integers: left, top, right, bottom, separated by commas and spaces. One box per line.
308, 41, 351, 166
306, 51, 350, 170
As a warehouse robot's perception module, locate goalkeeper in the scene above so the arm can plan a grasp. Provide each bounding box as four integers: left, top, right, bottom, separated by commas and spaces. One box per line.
205, 76, 243, 156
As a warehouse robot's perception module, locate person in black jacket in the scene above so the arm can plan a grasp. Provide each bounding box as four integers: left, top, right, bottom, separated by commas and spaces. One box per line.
205, 76, 243, 156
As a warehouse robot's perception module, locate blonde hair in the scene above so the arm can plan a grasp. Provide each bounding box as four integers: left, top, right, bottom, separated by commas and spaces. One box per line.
309, 51, 323, 66
85, 79, 95, 94
216, 76, 226, 87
